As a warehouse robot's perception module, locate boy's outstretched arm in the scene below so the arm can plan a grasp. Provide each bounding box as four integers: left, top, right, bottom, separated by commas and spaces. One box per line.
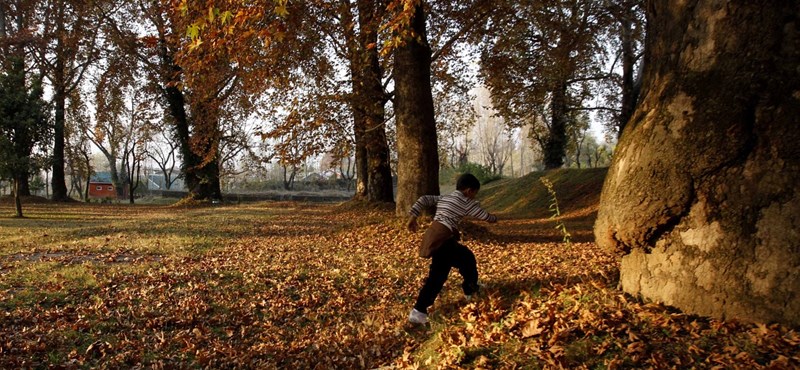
407, 216, 419, 232
466, 202, 498, 223
409, 195, 441, 217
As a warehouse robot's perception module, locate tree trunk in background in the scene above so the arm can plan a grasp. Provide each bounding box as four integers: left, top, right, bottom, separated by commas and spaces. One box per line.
353, 108, 369, 199
164, 79, 196, 190
184, 101, 223, 201
13, 177, 22, 217
618, 10, 636, 138
160, 41, 221, 202
347, 0, 392, 203
50, 11, 69, 201
357, 0, 393, 203
17, 171, 30, 196
9, 35, 32, 197
164, 76, 220, 201
543, 83, 567, 169
594, 0, 800, 326
393, 3, 439, 215
51, 81, 68, 200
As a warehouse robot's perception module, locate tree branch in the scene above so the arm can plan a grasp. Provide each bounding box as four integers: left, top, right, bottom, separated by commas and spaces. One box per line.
570, 106, 621, 112
431, 3, 492, 62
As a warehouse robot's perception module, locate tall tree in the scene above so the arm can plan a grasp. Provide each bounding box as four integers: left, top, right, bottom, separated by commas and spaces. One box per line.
596, 0, 646, 139
611, 0, 644, 137
480, 0, 612, 169
170, 0, 321, 201
310, 0, 394, 202
0, 58, 51, 217
65, 90, 93, 201
391, 1, 440, 215
147, 129, 179, 191
1, 0, 38, 196
346, 0, 394, 202
472, 87, 513, 176
87, 50, 138, 198
35, 0, 104, 201
595, 0, 799, 326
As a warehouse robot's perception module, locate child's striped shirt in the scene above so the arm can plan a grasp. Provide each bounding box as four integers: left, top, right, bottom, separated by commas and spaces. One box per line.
409, 191, 497, 231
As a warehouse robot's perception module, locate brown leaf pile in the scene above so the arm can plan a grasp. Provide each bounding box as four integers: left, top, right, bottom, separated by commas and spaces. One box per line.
0, 202, 797, 369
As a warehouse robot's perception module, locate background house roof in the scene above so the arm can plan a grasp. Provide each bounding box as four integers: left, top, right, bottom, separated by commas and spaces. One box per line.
89, 172, 114, 183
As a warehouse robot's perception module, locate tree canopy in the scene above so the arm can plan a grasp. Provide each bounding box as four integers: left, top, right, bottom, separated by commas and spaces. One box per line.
1, 0, 638, 203
0, 58, 51, 216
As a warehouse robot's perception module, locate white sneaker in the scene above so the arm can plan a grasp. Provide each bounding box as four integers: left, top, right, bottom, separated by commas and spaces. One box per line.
408, 308, 428, 324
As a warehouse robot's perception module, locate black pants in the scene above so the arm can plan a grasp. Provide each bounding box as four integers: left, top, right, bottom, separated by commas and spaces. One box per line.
413, 239, 479, 314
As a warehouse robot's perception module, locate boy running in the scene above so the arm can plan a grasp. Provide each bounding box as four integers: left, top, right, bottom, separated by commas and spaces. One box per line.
406, 173, 498, 324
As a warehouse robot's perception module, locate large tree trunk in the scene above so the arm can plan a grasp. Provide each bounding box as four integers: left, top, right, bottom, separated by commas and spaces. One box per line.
594, 0, 800, 326
160, 42, 222, 202
393, 3, 439, 215
343, 2, 369, 200
168, 95, 222, 201
186, 99, 223, 201
357, 0, 393, 203
17, 171, 30, 196
184, 116, 223, 201
346, 0, 393, 202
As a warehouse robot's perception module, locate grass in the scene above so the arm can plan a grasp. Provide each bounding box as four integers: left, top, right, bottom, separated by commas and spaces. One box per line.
480, 168, 605, 218
0, 169, 797, 368
0, 202, 277, 256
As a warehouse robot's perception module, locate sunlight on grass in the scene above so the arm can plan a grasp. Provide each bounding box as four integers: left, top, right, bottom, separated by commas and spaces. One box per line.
0, 203, 278, 256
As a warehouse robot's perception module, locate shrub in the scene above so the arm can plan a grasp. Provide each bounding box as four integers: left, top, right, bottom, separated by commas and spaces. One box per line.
456, 162, 501, 185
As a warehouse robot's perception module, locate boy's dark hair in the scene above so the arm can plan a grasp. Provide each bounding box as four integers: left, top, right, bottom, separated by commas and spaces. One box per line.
456, 173, 481, 191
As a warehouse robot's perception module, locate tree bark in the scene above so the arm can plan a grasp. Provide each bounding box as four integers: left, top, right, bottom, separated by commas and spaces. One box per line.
17, 172, 30, 196
594, 0, 800, 326
393, 3, 440, 215
184, 107, 223, 201
13, 176, 23, 217
159, 41, 221, 201
345, 0, 393, 202
341, 3, 369, 200
9, 42, 32, 197
543, 83, 568, 169
50, 9, 69, 202
51, 85, 68, 200
357, 0, 393, 203
353, 103, 369, 199
618, 11, 636, 138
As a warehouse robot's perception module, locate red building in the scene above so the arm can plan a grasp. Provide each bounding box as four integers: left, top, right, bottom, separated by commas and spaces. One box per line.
88, 181, 117, 199
88, 172, 127, 199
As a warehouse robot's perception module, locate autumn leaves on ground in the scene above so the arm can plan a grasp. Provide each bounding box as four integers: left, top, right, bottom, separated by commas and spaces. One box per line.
1, 169, 798, 369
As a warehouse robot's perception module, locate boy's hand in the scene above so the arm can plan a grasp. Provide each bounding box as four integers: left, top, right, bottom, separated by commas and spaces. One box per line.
407, 217, 419, 233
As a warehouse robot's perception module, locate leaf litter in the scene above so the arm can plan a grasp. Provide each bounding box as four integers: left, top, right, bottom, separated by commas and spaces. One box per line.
0, 202, 797, 369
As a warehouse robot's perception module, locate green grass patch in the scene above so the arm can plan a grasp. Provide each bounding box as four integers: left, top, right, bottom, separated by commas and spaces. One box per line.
479, 168, 607, 219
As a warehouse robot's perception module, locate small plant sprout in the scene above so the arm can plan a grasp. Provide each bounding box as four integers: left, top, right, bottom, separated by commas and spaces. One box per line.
540, 177, 572, 247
